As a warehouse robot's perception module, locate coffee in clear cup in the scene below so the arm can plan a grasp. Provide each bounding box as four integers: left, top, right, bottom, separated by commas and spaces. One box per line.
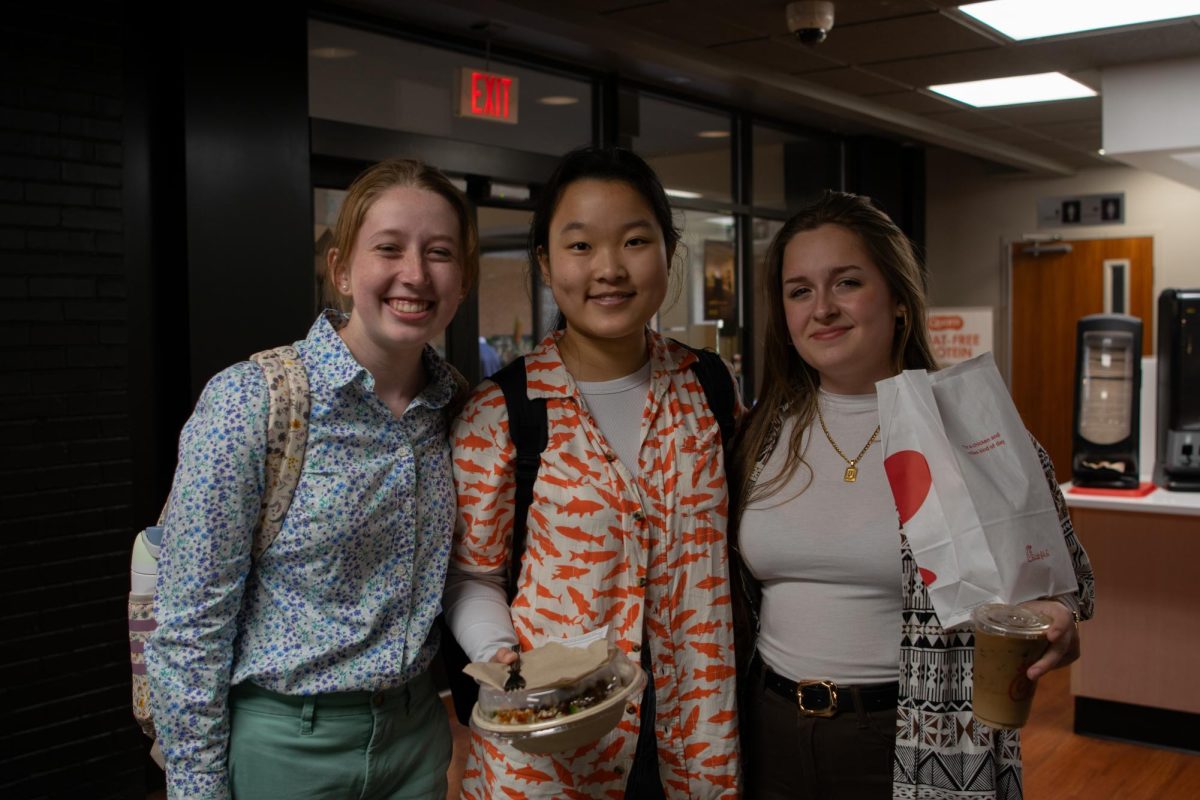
971, 604, 1052, 730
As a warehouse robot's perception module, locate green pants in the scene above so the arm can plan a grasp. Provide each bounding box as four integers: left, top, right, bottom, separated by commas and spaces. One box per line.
228, 670, 451, 800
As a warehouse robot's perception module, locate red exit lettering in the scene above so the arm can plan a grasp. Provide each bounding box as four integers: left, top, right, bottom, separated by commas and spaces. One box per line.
470, 72, 513, 120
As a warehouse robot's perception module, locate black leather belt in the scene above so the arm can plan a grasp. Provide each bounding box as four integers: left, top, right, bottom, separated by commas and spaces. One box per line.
759, 661, 899, 718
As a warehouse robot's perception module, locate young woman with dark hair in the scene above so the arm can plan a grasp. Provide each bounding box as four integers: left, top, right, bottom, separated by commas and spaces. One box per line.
444, 146, 742, 799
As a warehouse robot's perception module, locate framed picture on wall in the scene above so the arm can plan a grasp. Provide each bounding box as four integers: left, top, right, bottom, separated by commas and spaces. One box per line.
703, 240, 736, 329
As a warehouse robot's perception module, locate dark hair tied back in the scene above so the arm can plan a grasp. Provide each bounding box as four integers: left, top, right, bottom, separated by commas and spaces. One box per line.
528, 146, 680, 274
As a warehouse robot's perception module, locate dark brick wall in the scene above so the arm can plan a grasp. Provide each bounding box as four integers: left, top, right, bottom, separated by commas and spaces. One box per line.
0, 3, 145, 798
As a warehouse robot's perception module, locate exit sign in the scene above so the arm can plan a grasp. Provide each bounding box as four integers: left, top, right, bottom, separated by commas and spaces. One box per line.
458, 68, 519, 124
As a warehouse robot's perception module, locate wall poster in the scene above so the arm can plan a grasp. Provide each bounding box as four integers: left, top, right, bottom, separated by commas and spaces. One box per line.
702, 240, 736, 329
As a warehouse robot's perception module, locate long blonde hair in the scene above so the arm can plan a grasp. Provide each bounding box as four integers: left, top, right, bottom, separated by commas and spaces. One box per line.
730, 191, 938, 514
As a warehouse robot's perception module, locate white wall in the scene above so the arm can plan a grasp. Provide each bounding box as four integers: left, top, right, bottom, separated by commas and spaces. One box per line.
924, 147, 1200, 371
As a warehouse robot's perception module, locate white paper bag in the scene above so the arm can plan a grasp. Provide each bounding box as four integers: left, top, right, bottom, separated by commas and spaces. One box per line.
877, 353, 1076, 628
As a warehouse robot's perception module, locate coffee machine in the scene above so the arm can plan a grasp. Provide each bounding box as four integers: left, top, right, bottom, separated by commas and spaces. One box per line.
1154, 288, 1200, 491
1072, 314, 1142, 488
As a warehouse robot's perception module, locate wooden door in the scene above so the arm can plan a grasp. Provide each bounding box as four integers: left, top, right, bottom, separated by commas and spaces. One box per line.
1010, 237, 1153, 476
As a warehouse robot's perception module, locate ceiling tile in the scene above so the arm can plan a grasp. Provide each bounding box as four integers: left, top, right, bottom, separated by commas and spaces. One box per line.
979, 97, 1100, 126
1016, 20, 1200, 72
921, 108, 1015, 132
871, 47, 1058, 87
569, 0, 665, 11
815, 11, 1000, 65
605, 1, 761, 47
865, 89, 958, 114
797, 67, 906, 95
1033, 120, 1103, 151
710, 38, 835, 73
974, 126, 1047, 146
831, 0, 947, 25
1017, 139, 1108, 170
686, 0, 938, 37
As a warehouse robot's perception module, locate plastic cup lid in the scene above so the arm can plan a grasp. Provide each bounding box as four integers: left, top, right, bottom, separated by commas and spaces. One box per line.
971, 603, 1051, 638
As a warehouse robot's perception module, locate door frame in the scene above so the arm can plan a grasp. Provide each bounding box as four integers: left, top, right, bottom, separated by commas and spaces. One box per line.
1001, 230, 1161, 385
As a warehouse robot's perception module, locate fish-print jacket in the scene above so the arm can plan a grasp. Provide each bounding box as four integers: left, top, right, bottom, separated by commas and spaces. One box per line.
451, 329, 742, 799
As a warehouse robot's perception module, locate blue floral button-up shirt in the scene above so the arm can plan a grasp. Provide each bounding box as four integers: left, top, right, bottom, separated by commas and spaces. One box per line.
145, 311, 459, 800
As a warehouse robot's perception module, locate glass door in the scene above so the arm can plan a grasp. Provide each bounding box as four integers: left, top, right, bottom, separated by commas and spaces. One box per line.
476, 206, 550, 378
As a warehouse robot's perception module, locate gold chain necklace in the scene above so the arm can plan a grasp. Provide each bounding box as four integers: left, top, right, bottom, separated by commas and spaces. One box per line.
815, 401, 880, 483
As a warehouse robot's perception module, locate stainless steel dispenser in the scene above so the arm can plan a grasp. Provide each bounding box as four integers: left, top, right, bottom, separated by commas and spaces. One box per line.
1072, 314, 1142, 488
1154, 288, 1200, 491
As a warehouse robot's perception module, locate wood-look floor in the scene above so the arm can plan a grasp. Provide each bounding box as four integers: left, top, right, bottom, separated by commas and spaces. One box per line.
1022, 667, 1200, 799
441, 665, 1200, 799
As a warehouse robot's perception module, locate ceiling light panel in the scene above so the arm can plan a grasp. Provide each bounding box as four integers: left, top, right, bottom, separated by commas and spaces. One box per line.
929, 72, 1097, 107
960, 0, 1200, 41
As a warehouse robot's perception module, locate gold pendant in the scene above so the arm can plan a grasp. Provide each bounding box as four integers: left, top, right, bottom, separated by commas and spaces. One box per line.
844, 464, 858, 482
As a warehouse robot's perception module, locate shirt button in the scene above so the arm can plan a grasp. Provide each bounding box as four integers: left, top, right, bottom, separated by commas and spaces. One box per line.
637, 577, 647, 588
614, 765, 625, 776
632, 510, 645, 522
626, 703, 638, 716
605, 452, 617, 462
631, 644, 641, 653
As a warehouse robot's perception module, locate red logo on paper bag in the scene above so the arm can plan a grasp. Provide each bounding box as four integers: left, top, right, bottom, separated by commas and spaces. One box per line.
884, 450, 932, 525
886, 450, 937, 587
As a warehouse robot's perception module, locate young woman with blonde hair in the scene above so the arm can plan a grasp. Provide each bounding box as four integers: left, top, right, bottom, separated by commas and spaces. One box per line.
146, 158, 475, 799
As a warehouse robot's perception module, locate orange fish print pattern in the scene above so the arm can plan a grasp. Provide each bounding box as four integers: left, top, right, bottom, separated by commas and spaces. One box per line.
451, 330, 742, 799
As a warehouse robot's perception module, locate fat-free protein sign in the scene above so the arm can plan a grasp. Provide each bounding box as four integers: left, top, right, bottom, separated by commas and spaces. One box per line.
926, 306, 993, 367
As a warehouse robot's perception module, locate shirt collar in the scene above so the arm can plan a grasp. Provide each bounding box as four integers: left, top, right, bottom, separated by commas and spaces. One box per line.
416, 345, 463, 412
298, 309, 364, 392
299, 309, 462, 411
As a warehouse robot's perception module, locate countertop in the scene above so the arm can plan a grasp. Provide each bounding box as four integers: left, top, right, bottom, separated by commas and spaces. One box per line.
1061, 481, 1200, 517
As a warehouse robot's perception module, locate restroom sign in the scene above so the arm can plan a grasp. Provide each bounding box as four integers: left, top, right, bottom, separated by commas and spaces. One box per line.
926, 306, 993, 367
458, 68, 519, 124
1036, 192, 1124, 227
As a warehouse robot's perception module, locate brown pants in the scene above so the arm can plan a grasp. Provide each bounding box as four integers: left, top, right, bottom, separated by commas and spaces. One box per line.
742, 661, 896, 800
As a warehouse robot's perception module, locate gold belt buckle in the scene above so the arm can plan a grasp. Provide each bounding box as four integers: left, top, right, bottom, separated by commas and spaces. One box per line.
796, 679, 838, 717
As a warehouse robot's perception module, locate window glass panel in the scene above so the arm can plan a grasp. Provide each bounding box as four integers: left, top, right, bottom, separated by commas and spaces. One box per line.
629, 92, 732, 205
749, 218, 785, 401
477, 206, 538, 375
313, 187, 344, 314
309, 20, 592, 156
658, 210, 741, 387
753, 124, 840, 211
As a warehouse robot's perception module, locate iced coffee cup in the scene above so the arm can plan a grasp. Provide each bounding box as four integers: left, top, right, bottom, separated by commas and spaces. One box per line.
971, 604, 1052, 730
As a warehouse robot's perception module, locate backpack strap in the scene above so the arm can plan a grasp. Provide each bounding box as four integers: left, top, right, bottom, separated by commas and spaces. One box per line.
490, 357, 548, 602
682, 345, 736, 449
440, 357, 546, 727
249, 345, 311, 560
